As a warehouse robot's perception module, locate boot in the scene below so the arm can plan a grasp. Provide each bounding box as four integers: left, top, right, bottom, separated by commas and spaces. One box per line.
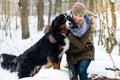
68, 65, 78, 80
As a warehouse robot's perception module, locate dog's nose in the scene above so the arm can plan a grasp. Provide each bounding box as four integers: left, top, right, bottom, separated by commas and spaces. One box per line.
68, 21, 72, 27
69, 22, 72, 26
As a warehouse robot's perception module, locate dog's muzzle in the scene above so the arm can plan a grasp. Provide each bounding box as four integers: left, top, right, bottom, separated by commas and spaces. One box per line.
66, 20, 72, 29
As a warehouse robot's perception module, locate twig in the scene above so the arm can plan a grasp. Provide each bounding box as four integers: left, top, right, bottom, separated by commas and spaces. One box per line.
109, 54, 119, 78
87, 10, 114, 33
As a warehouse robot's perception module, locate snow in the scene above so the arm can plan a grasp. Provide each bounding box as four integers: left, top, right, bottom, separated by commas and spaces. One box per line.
18, 66, 69, 80
0, 13, 120, 80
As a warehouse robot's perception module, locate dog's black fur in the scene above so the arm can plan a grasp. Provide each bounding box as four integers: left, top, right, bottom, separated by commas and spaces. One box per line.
0, 53, 17, 72
0, 14, 70, 78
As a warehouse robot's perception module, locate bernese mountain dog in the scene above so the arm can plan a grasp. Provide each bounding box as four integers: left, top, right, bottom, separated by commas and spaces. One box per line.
0, 14, 70, 78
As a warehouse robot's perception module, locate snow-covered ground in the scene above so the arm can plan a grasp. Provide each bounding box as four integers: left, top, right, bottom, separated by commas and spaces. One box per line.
0, 14, 120, 80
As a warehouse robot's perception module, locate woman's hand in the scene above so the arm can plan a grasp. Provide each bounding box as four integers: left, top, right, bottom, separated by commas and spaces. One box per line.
48, 34, 57, 43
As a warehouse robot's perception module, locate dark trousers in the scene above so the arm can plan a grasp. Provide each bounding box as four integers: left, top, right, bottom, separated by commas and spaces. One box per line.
68, 59, 91, 80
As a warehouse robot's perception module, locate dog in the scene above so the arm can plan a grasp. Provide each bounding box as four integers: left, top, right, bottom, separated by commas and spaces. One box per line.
0, 14, 70, 78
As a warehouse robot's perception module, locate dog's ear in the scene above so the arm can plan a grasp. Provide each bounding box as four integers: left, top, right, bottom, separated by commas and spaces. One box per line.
50, 14, 66, 34
51, 19, 61, 33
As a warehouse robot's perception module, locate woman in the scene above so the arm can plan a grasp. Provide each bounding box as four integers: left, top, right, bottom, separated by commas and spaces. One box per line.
65, 2, 95, 80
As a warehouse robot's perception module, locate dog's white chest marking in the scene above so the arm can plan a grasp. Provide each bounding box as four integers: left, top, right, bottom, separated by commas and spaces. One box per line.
63, 37, 70, 53
59, 36, 69, 58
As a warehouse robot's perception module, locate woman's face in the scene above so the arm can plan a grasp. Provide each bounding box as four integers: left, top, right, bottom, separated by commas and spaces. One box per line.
72, 14, 84, 24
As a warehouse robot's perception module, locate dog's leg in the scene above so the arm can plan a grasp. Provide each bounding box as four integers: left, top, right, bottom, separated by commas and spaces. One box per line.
18, 62, 35, 78
29, 66, 41, 77
29, 70, 36, 77
52, 60, 61, 69
45, 57, 52, 69
48, 56, 62, 69
34, 66, 42, 74
45, 62, 52, 68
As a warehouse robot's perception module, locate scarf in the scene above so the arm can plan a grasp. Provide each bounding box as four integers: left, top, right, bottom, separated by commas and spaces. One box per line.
70, 14, 90, 37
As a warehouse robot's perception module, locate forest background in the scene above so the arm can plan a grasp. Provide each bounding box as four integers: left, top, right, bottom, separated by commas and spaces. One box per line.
0, 0, 120, 80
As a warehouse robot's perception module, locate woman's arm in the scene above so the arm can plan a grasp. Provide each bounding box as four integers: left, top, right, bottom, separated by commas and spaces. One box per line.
68, 26, 93, 50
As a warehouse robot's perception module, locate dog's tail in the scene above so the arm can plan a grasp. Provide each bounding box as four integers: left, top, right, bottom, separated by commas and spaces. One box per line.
0, 53, 18, 72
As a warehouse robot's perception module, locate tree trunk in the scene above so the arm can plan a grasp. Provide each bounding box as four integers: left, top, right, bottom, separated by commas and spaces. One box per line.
88, 0, 94, 12
109, 0, 116, 30
105, 0, 117, 53
19, 0, 30, 39
48, 0, 52, 25
68, 0, 76, 9
54, 0, 62, 15
37, 0, 44, 31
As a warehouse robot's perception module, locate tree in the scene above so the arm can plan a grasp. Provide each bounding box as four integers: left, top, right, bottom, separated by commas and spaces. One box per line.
68, 0, 77, 9
19, 0, 30, 39
105, 0, 117, 53
48, 0, 52, 25
37, 0, 44, 31
109, 0, 116, 30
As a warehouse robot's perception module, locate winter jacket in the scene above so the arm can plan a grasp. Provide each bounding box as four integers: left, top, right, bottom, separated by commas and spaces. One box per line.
66, 15, 95, 64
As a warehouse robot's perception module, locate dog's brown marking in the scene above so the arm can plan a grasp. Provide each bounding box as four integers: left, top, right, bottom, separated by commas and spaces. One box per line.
59, 45, 64, 51
29, 70, 35, 77
52, 60, 61, 69
45, 57, 53, 68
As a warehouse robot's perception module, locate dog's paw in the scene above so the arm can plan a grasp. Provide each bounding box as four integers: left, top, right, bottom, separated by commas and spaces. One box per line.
44, 62, 52, 69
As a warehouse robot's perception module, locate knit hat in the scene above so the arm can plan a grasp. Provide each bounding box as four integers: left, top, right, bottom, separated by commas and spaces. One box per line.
72, 2, 86, 16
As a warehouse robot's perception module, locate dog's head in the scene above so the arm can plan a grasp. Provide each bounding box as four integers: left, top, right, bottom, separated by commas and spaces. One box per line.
50, 14, 71, 34
49, 14, 71, 45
